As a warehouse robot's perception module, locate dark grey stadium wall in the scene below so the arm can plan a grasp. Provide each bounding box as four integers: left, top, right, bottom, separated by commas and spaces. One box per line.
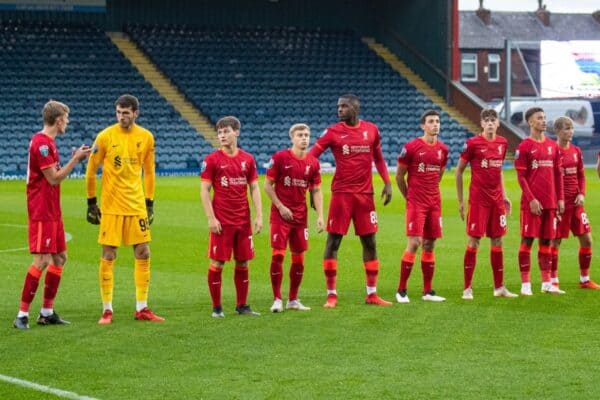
0, 0, 450, 95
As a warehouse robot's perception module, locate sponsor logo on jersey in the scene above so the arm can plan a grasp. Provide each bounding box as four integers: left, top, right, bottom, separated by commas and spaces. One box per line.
221, 176, 228, 187
284, 176, 291, 186
342, 144, 350, 155
39, 145, 49, 157
114, 155, 122, 168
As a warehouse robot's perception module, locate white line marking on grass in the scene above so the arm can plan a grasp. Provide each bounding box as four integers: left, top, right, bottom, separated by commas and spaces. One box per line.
0, 224, 72, 253
0, 374, 99, 400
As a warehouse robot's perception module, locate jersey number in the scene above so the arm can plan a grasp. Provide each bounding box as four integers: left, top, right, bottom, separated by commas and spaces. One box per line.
370, 211, 378, 225
499, 215, 507, 228
139, 218, 149, 232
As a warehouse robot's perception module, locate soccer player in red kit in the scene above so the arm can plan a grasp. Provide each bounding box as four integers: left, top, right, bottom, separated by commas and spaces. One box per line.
13, 100, 92, 330
514, 107, 564, 295
455, 109, 518, 300
309, 94, 393, 308
550, 117, 599, 289
395, 109, 448, 303
265, 123, 324, 312
200, 116, 263, 317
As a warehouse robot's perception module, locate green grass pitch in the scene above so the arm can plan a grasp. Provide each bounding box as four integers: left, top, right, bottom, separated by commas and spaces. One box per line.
1, 170, 599, 399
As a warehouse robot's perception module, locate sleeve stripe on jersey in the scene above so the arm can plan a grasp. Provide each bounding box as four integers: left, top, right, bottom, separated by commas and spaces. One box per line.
39, 162, 56, 170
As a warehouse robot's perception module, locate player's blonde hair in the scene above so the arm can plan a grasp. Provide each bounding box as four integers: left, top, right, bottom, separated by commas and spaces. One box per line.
289, 123, 310, 138
554, 116, 573, 132
42, 100, 69, 125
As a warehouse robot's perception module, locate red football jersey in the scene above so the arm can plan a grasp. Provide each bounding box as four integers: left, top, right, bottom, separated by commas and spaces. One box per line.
514, 137, 563, 209
266, 149, 321, 225
459, 134, 507, 207
397, 137, 449, 208
309, 120, 384, 194
26, 132, 61, 221
558, 144, 585, 205
200, 149, 258, 226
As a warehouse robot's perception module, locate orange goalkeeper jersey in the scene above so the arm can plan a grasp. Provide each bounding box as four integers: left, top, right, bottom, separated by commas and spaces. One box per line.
86, 123, 155, 215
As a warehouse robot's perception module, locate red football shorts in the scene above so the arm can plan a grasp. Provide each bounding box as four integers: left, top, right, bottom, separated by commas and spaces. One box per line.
270, 220, 308, 253
29, 219, 66, 254
327, 193, 377, 236
466, 202, 507, 238
556, 205, 591, 239
520, 208, 557, 239
208, 223, 254, 262
405, 202, 442, 239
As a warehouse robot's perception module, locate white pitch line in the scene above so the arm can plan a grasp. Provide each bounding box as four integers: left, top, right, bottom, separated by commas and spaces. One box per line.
0, 374, 99, 400
0, 224, 72, 253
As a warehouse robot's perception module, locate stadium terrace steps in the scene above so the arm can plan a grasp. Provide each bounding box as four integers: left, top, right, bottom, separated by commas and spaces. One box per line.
108, 32, 219, 147
366, 41, 480, 134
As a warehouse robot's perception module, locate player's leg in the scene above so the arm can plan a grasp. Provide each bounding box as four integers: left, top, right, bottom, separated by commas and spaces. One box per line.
207, 226, 233, 317
462, 236, 480, 300
322, 193, 351, 308
132, 242, 163, 321
397, 205, 426, 303
286, 227, 310, 311
549, 238, 562, 288
233, 224, 259, 316
14, 253, 50, 330
551, 206, 572, 289
37, 245, 71, 326
269, 221, 288, 312
360, 234, 392, 306
577, 233, 598, 288
519, 208, 539, 295
540, 210, 563, 294
490, 237, 517, 298
420, 209, 444, 302
96, 214, 121, 324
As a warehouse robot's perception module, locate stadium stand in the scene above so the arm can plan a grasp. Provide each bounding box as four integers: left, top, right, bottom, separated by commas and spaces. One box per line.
0, 20, 211, 174
125, 24, 472, 167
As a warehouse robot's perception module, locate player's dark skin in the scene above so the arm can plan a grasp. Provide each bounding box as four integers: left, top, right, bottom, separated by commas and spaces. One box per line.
323, 96, 392, 262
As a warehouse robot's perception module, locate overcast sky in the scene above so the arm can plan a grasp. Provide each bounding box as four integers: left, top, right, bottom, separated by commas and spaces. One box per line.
459, 0, 599, 13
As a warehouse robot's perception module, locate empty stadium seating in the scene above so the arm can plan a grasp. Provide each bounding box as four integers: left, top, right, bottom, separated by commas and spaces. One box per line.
0, 20, 211, 174
126, 24, 471, 167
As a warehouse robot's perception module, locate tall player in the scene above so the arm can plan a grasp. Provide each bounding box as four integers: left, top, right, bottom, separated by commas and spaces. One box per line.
550, 117, 599, 289
455, 109, 518, 300
14, 100, 92, 330
309, 94, 393, 308
395, 109, 448, 303
86, 94, 164, 324
265, 123, 324, 312
514, 107, 564, 295
201, 116, 263, 317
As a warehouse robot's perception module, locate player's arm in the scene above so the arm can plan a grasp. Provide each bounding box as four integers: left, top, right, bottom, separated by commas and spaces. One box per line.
143, 137, 156, 223
310, 185, 324, 232
42, 144, 91, 186
554, 148, 565, 214
249, 180, 263, 234
516, 168, 541, 215
373, 143, 392, 205
264, 178, 293, 221
575, 150, 585, 206
200, 180, 221, 234
500, 170, 511, 216
85, 139, 105, 224
454, 158, 467, 220
395, 163, 408, 200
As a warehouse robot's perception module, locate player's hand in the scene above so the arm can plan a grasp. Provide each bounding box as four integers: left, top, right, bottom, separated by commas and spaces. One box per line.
557, 200, 565, 215
503, 197, 512, 216
277, 204, 293, 221
86, 197, 101, 224
72, 144, 92, 162
381, 182, 392, 206
208, 217, 222, 234
145, 199, 154, 225
529, 199, 542, 216
316, 216, 324, 233
253, 216, 263, 234
575, 194, 584, 206
458, 201, 465, 221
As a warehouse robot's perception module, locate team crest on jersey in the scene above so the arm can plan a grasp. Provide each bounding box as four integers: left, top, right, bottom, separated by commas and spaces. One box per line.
241, 161, 247, 171
305, 165, 311, 175
267, 158, 274, 169
363, 131, 368, 140
547, 146, 552, 155
498, 145, 503, 155
514, 150, 520, 160
437, 149, 442, 159
573, 153, 578, 161
399, 147, 407, 158
201, 161, 207, 173
39, 145, 49, 157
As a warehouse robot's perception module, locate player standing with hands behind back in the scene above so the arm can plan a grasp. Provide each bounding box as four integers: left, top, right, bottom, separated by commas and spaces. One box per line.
86, 94, 163, 324
14, 100, 92, 330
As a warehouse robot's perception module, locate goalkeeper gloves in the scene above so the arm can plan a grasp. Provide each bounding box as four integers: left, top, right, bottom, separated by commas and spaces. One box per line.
87, 197, 101, 224
146, 199, 154, 225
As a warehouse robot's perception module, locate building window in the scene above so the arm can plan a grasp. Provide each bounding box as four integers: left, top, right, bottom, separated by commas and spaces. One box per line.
461, 53, 477, 82
488, 54, 500, 82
